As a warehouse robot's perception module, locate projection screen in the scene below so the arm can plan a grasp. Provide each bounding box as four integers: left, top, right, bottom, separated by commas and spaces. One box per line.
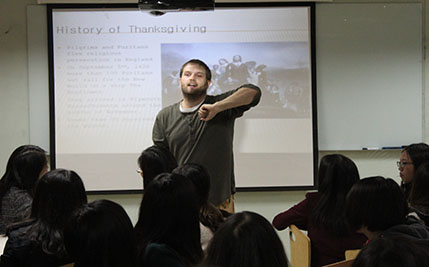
49, 3, 317, 192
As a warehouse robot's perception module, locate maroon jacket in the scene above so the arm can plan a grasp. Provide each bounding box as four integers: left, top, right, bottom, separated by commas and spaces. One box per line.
272, 192, 367, 267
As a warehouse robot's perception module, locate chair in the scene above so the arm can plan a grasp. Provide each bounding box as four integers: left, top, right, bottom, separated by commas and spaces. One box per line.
0, 236, 8, 255
345, 249, 360, 260
322, 259, 354, 267
289, 224, 311, 267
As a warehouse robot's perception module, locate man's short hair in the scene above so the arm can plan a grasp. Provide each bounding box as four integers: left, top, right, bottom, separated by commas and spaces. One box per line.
179, 59, 212, 81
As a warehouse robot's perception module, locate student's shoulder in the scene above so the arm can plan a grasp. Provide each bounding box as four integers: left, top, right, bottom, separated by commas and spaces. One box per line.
7, 221, 33, 238
4, 222, 34, 254
305, 191, 320, 199
144, 243, 184, 267
304, 191, 321, 204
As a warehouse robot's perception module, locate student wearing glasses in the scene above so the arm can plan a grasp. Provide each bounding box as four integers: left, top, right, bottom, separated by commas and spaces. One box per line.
397, 143, 429, 200
136, 145, 177, 189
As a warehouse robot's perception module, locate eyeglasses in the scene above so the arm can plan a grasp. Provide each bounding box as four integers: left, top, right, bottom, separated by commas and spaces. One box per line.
396, 161, 413, 168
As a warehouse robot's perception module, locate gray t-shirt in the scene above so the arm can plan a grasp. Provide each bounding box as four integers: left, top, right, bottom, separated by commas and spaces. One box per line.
153, 84, 261, 205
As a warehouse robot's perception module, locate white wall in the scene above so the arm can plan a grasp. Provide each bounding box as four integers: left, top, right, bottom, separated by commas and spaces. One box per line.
0, 0, 36, 164
0, 0, 427, 259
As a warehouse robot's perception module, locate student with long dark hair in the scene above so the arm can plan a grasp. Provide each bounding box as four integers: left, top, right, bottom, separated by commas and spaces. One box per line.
346, 176, 429, 241
272, 154, 366, 267
134, 173, 203, 267
173, 163, 225, 250
0, 145, 48, 234
137, 145, 177, 189
205, 211, 289, 267
0, 169, 88, 267
64, 199, 138, 267
409, 161, 429, 225
398, 143, 429, 200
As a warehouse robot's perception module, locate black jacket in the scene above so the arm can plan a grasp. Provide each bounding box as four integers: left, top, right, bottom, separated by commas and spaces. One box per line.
0, 221, 71, 267
381, 214, 429, 241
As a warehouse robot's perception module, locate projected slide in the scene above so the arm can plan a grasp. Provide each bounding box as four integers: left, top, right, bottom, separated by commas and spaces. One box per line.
51, 5, 316, 191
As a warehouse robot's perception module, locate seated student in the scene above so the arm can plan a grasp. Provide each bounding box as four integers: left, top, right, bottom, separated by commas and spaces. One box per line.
137, 145, 177, 189
205, 211, 289, 267
408, 161, 429, 225
134, 173, 203, 267
64, 199, 138, 267
352, 235, 429, 267
173, 163, 226, 251
0, 145, 48, 234
0, 169, 88, 267
346, 176, 429, 241
397, 143, 429, 200
272, 154, 366, 267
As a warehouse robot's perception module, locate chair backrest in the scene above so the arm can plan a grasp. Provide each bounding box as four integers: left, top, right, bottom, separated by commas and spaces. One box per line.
289, 224, 311, 267
322, 259, 354, 267
0, 236, 8, 256
345, 249, 360, 260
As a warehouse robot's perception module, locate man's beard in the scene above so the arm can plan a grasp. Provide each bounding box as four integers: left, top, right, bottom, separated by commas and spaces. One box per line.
181, 82, 209, 102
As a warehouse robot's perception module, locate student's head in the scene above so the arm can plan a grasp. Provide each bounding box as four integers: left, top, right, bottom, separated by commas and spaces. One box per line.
173, 163, 210, 207
64, 199, 137, 267
26, 169, 87, 257
399, 143, 429, 184
346, 176, 407, 238
352, 236, 429, 267
173, 163, 224, 232
318, 154, 360, 195
312, 154, 360, 235
137, 145, 177, 188
0, 145, 48, 197
31, 169, 88, 226
135, 172, 202, 265
205, 211, 289, 267
409, 161, 429, 206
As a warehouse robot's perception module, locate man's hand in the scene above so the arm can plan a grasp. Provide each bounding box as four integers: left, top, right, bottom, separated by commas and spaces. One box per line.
198, 104, 220, 121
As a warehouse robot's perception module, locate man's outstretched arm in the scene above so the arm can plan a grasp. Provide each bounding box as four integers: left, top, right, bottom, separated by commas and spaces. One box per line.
198, 84, 261, 121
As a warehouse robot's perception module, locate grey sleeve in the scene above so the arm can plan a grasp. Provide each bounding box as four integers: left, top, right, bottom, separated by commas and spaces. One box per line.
213, 84, 262, 119
152, 112, 167, 148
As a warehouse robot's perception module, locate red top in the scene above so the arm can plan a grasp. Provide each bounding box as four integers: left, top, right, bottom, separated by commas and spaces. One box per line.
272, 192, 367, 267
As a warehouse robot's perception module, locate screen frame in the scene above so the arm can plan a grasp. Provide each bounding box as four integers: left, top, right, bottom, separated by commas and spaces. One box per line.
47, 2, 318, 194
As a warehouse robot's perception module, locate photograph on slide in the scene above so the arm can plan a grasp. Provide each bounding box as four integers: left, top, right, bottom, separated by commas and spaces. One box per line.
161, 42, 311, 119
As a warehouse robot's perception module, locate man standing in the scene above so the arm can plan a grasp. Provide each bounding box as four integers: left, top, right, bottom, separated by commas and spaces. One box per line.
153, 59, 261, 212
